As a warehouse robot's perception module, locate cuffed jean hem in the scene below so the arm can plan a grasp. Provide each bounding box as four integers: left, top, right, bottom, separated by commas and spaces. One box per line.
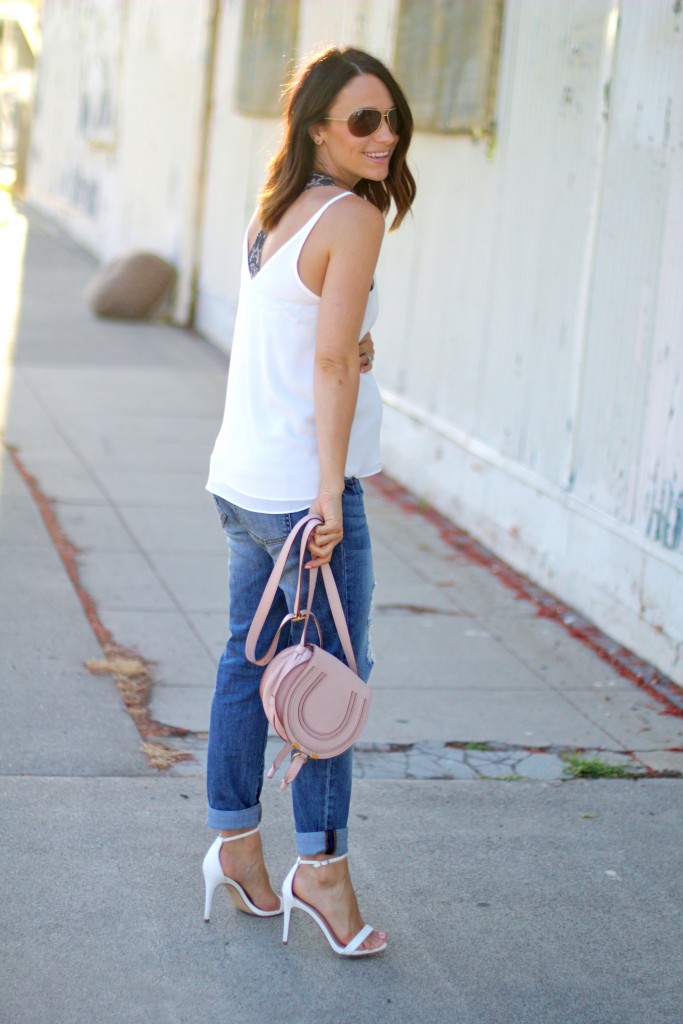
206, 803, 262, 830
295, 827, 349, 857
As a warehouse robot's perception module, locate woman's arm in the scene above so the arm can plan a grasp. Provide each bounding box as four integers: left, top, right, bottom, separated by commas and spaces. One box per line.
306, 199, 385, 568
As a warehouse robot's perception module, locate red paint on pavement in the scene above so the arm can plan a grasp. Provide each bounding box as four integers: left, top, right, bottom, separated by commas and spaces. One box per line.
369, 473, 683, 717
7, 446, 189, 745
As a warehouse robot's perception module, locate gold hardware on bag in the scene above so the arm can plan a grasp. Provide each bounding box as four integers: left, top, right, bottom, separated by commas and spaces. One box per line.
293, 743, 318, 760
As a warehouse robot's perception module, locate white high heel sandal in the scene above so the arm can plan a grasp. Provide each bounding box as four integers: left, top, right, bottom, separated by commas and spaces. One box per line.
203, 826, 283, 921
281, 853, 387, 957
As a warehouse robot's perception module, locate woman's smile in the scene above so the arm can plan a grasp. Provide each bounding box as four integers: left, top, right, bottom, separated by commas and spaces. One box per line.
364, 148, 392, 164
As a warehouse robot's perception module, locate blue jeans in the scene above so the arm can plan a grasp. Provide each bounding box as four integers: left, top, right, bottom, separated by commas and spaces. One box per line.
206, 478, 375, 856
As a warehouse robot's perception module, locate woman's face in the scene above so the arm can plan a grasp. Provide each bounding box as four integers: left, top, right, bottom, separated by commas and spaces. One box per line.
312, 73, 400, 189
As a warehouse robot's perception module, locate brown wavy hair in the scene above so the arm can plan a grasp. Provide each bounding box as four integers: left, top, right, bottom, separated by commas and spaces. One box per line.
258, 47, 416, 233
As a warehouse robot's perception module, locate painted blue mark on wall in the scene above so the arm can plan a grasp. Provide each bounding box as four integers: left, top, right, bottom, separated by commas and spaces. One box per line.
70, 169, 100, 218
646, 478, 683, 552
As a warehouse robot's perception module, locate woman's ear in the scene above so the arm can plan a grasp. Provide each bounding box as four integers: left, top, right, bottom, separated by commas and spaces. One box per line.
308, 124, 324, 146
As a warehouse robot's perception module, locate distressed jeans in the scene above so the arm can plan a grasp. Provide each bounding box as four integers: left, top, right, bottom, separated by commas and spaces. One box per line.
206, 478, 374, 856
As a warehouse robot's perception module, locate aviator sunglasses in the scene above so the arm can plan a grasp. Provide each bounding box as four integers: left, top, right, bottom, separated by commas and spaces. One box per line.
324, 106, 401, 138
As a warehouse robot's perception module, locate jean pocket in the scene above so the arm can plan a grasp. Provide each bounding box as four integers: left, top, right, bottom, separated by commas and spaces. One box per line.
232, 505, 295, 545
212, 492, 231, 528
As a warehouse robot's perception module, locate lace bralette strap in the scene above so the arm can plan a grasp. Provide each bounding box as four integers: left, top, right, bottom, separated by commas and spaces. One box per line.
248, 228, 266, 279
303, 172, 337, 191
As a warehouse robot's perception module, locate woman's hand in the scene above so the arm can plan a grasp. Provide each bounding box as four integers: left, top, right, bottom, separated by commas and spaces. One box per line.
305, 491, 343, 568
359, 332, 375, 373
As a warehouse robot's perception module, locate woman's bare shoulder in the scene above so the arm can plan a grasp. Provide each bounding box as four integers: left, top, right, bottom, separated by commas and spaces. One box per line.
325, 193, 385, 242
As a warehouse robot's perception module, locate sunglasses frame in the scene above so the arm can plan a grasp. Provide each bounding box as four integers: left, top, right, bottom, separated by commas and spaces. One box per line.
323, 107, 401, 138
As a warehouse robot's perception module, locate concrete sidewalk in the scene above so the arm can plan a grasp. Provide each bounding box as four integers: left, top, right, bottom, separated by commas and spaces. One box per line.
1, 201, 682, 1024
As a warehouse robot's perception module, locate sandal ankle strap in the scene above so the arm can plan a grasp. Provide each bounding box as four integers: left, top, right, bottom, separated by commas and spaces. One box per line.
296, 852, 348, 868
218, 826, 260, 844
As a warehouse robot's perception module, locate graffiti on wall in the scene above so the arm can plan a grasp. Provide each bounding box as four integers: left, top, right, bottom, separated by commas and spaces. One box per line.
79, 53, 117, 146
74, 0, 123, 148
70, 168, 100, 217
646, 477, 683, 552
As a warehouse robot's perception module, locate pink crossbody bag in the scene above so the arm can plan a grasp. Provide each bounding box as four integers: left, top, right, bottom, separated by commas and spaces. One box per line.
245, 514, 372, 789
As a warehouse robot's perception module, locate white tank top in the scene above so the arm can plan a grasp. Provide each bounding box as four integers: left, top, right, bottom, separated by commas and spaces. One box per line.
206, 193, 383, 513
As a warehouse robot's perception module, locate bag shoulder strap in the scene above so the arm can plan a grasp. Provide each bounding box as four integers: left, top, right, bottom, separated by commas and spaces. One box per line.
244, 515, 319, 666
319, 563, 357, 673
245, 514, 359, 674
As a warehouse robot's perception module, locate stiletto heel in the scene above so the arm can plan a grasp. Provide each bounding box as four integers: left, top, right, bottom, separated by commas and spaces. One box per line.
282, 901, 292, 944
281, 854, 386, 957
202, 826, 283, 921
204, 875, 220, 922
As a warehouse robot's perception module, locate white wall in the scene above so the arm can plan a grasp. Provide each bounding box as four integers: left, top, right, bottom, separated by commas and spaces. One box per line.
28, 0, 212, 321
193, 0, 277, 348
378, 0, 683, 681
27, 0, 683, 682
28, 0, 122, 254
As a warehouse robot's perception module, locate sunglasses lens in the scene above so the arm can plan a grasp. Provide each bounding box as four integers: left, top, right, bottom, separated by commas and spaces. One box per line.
343, 108, 402, 137
347, 109, 382, 137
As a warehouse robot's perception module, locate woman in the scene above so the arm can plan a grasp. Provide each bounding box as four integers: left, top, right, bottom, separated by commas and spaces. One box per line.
203, 46, 415, 957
